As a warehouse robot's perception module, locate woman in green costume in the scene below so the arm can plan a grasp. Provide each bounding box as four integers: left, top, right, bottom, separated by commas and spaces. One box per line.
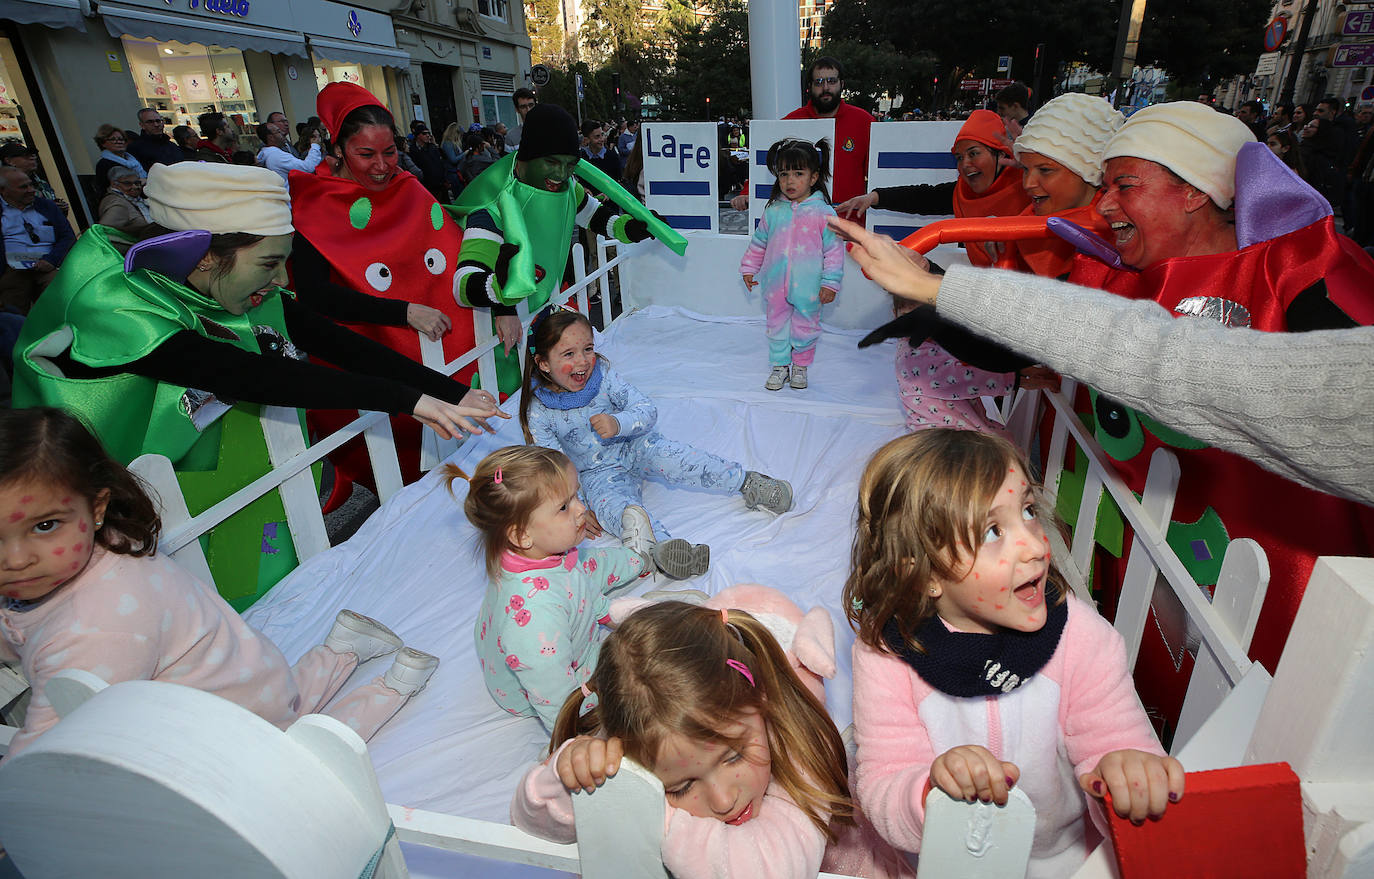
11, 162, 504, 608
448, 103, 686, 394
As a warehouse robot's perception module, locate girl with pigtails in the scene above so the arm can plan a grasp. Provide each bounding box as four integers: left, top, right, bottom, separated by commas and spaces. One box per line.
512, 600, 912, 879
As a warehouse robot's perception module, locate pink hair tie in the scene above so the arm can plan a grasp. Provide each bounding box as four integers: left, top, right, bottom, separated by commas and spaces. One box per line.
580, 682, 592, 698
494, 467, 503, 485
725, 659, 754, 687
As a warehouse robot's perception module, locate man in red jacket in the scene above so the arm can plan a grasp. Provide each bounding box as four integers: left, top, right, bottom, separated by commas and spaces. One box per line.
783, 56, 875, 204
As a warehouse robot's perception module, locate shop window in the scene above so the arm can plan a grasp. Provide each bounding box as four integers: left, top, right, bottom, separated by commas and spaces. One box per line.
121, 37, 260, 151
479, 0, 508, 21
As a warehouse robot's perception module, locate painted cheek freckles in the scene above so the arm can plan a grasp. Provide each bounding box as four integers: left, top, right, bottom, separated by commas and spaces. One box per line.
7, 510, 23, 523
561, 364, 575, 375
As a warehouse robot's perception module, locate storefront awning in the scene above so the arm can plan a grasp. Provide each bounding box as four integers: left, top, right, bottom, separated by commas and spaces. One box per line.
308, 37, 410, 70
100, 3, 307, 58
0, 0, 86, 32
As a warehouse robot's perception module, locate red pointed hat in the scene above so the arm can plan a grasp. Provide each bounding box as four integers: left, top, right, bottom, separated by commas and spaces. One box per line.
953, 109, 1011, 154
317, 82, 389, 140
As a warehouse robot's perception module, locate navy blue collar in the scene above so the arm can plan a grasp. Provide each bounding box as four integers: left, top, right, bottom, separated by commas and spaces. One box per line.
533, 359, 603, 409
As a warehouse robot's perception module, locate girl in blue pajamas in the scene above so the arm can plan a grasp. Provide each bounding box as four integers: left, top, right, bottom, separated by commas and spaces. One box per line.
519, 308, 793, 579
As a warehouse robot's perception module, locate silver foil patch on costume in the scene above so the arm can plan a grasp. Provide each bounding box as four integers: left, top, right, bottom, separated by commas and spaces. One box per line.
1173, 296, 1252, 327
180, 388, 233, 432
254, 324, 304, 360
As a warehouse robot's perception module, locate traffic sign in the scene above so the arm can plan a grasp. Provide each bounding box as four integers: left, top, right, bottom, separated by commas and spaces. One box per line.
1264, 17, 1288, 52
1255, 52, 1279, 76
1343, 10, 1374, 34
530, 64, 550, 86
1332, 43, 1374, 66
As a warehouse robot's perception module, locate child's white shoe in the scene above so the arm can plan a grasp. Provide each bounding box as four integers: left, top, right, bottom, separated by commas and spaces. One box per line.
620, 504, 656, 569
765, 365, 790, 391
324, 610, 404, 664
740, 471, 793, 515
789, 365, 808, 389
383, 647, 439, 696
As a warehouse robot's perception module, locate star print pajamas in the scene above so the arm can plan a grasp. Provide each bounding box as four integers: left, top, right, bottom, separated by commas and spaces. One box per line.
0, 547, 409, 760
475, 547, 646, 729
739, 191, 845, 367
527, 363, 746, 540
896, 338, 1014, 436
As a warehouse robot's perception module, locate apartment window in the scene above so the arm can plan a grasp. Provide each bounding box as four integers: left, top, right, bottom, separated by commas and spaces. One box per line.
479, 0, 508, 21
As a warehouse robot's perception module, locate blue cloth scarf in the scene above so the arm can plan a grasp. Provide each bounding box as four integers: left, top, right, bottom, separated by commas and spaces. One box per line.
532, 358, 603, 409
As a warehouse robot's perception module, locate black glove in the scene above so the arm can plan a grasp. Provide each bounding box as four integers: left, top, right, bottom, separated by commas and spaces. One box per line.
859, 306, 1034, 374
493, 242, 520, 287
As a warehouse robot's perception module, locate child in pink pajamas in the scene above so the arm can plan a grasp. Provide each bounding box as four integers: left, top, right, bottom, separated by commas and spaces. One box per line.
741, 137, 845, 392
512, 600, 912, 879
843, 430, 1185, 878
0, 408, 438, 760
892, 296, 1014, 436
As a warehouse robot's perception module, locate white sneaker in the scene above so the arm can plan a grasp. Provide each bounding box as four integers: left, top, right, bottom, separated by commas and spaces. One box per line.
324, 610, 404, 664
620, 505, 656, 570
765, 365, 790, 391
383, 647, 439, 696
789, 365, 808, 389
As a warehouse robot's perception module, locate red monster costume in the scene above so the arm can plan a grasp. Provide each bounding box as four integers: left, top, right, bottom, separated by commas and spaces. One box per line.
1066, 144, 1374, 724
289, 83, 479, 502
948, 110, 1029, 268
1004, 195, 1109, 279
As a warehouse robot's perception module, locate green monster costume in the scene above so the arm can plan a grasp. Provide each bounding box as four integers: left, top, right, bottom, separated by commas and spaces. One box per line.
11, 226, 302, 610
446, 108, 685, 394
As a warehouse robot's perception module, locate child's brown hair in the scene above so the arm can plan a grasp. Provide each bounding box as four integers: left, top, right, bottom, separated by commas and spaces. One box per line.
843, 429, 1067, 654
0, 407, 161, 556
518, 307, 606, 444
550, 601, 854, 841
443, 444, 575, 580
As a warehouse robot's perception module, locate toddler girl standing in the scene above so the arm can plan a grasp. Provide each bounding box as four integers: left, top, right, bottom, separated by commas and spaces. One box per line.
519, 308, 792, 580
843, 430, 1184, 878
740, 138, 845, 391
513, 600, 909, 879
0, 408, 437, 760
454, 444, 649, 729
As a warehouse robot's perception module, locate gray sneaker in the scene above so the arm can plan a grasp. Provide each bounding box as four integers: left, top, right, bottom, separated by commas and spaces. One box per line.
765, 365, 790, 391
382, 647, 439, 696
324, 610, 404, 664
620, 505, 656, 570
789, 365, 809, 389
740, 471, 793, 515
651, 538, 711, 580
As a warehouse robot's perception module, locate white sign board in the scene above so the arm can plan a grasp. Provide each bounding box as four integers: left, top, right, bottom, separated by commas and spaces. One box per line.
642, 122, 718, 234
864, 120, 961, 241
1255, 52, 1280, 77
743, 119, 835, 230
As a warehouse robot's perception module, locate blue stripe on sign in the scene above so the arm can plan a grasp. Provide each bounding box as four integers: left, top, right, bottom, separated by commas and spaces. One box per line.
754, 184, 771, 199
874, 225, 920, 240
665, 215, 712, 230
756, 150, 769, 165
649, 180, 712, 196
877, 152, 957, 170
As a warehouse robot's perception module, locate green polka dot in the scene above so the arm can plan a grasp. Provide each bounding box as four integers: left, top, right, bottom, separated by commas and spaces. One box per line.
348, 197, 372, 230
431, 203, 444, 231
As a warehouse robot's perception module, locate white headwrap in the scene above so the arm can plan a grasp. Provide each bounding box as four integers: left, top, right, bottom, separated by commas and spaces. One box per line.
145, 162, 293, 236
1012, 93, 1123, 187
1102, 102, 1254, 209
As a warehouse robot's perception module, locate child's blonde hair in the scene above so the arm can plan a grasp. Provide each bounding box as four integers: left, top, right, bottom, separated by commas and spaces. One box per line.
551, 601, 854, 841
443, 445, 575, 580
843, 429, 1067, 654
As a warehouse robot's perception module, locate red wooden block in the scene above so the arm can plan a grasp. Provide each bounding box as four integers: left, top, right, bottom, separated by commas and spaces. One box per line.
1106, 762, 1305, 879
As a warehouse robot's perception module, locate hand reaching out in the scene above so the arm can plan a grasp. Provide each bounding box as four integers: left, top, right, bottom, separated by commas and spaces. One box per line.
1081, 749, 1185, 823
495, 314, 523, 355
411, 389, 509, 439
930, 745, 1020, 806
835, 191, 879, 219
407, 303, 452, 341
556, 735, 623, 793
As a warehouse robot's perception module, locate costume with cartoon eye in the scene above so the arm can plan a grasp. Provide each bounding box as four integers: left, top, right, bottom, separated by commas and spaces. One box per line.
287, 135, 481, 508
1057, 140, 1374, 724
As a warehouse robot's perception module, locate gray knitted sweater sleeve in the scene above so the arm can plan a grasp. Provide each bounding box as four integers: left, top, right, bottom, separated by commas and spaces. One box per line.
938, 264, 1374, 507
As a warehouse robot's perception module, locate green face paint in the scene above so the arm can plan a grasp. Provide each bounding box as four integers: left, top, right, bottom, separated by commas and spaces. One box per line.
516, 155, 579, 192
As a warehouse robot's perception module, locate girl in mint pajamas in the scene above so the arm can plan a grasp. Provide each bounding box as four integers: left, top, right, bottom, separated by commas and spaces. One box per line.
740, 138, 845, 389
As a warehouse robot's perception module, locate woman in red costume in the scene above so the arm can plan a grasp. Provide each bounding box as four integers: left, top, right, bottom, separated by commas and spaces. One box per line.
837, 110, 1030, 266
287, 83, 483, 505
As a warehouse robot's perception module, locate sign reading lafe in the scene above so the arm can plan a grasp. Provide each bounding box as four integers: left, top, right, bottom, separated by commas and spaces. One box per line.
642, 122, 717, 234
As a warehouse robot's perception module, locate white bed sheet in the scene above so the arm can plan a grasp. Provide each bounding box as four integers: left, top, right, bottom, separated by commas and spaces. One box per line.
243, 306, 907, 871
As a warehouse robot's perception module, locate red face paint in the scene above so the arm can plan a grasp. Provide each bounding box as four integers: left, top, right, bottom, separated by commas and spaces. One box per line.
69, 561, 80, 571
560, 363, 575, 375
7, 511, 22, 523
53, 547, 65, 556
78, 520, 88, 533
20, 495, 32, 503
71, 542, 84, 553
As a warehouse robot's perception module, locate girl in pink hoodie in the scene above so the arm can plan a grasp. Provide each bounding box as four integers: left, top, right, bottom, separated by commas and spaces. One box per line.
512, 600, 909, 879
843, 429, 1185, 878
